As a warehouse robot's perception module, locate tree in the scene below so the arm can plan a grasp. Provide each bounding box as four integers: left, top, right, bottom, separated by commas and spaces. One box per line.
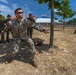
34, 0, 75, 47
55, 0, 75, 30
34, 0, 55, 47
34, 0, 60, 9
67, 19, 73, 24
72, 18, 76, 24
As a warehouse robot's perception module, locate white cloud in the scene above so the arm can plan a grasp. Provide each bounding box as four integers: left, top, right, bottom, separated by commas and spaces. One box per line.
23, 4, 32, 14
54, 9, 58, 12
0, 4, 13, 13
24, 7, 32, 14
25, 4, 28, 7
0, 3, 32, 18
12, 4, 18, 9
54, 9, 61, 13
0, 0, 8, 4
0, 4, 14, 17
12, 3, 32, 14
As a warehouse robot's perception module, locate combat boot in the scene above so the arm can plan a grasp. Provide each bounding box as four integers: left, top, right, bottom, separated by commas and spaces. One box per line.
31, 61, 38, 68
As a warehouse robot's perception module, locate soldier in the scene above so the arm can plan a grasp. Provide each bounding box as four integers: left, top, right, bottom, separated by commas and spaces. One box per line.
2, 8, 48, 68
4, 14, 12, 43
27, 13, 35, 39
0, 14, 5, 43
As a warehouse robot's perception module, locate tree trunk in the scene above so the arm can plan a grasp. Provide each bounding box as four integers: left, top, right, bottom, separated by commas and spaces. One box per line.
49, 0, 54, 47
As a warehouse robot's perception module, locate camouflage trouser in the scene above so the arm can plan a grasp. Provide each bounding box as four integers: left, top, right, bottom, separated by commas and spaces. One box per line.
6, 29, 12, 42
27, 27, 33, 39
0, 31, 4, 42
8, 38, 37, 61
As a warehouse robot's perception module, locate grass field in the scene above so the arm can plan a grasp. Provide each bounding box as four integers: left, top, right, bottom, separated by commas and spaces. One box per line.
0, 25, 76, 75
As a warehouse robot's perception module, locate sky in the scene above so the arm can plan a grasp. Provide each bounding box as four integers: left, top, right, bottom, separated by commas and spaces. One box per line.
0, 0, 76, 21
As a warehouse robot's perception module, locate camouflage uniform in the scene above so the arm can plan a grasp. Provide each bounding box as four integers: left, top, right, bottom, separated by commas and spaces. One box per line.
27, 18, 35, 38
4, 19, 12, 43
6, 19, 44, 61
0, 20, 5, 43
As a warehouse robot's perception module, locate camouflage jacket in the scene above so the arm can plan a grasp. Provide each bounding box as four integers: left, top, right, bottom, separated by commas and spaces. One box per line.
0, 20, 5, 31
6, 18, 44, 39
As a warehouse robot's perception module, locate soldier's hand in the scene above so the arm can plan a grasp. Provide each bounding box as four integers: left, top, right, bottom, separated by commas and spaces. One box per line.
1, 30, 4, 34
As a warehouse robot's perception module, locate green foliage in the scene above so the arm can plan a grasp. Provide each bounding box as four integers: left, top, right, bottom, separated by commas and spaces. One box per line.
48, 0, 61, 9
35, 0, 76, 19
59, 19, 63, 22
34, 0, 76, 45
34, 0, 61, 9
55, 0, 75, 18
67, 18, 76, 24
34, 0, 49, 4
1, 16, 6, 20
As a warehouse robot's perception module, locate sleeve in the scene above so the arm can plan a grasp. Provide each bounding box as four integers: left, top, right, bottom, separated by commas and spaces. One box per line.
0, 20, 6, 31
3, 20, 13, 32
33, 24, 45, 32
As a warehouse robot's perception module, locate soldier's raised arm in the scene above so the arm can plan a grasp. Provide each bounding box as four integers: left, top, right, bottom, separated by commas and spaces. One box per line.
26, 18, 49, 34
33, 23, 49, 34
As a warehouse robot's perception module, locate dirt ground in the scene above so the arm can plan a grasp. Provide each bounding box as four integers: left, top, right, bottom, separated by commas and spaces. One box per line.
0, 25, 76, 75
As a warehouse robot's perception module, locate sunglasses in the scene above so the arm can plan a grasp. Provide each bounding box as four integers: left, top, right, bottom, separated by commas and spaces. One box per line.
16, 12, 23, 14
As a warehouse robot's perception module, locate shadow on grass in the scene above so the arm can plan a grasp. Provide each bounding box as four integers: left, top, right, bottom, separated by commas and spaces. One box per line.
0, 38, 50, 66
